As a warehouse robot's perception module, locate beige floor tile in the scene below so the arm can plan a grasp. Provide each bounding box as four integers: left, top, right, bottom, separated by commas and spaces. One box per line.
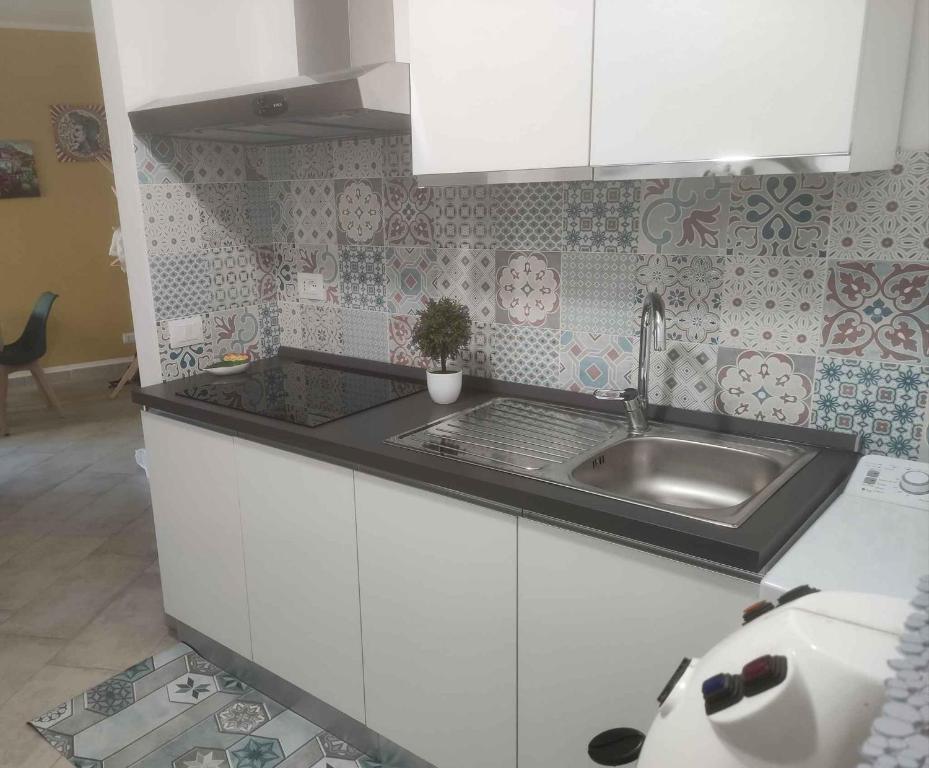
53, 478, 151, 537
0, 491, 100, 537
96, 511, 157, 560
52, 570, 171, 671
0, 553, 151, 639
0, 636, 64, 708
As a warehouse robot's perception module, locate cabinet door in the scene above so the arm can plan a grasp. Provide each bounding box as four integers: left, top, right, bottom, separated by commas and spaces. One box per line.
141, 412, 252, 658
355, 474, 517, 768
591, 0, 867, 166
235, 439, 365, 722
410, 0, 595, 175
518, 518, 756, 768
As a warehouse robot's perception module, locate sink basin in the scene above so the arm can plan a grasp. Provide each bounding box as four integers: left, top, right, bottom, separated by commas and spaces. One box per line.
570, 430, 816, 527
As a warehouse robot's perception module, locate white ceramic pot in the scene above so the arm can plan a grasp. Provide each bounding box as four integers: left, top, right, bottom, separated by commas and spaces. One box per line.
426, 368, 463, 405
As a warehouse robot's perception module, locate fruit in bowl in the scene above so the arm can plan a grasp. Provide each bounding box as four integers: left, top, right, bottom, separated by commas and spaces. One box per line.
206, 353, 252, 372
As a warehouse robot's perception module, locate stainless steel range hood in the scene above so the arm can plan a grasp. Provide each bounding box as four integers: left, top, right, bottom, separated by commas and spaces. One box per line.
128, 0, 410, 144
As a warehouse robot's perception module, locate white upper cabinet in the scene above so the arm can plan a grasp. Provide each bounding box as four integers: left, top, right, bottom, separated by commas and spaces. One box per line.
591, 0, 916, 174
409, 0, 595, 176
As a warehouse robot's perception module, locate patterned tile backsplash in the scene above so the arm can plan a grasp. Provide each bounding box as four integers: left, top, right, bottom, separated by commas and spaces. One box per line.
137, 134, 929, 459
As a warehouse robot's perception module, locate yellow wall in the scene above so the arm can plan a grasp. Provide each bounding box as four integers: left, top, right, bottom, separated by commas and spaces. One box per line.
0, 27, 132, 367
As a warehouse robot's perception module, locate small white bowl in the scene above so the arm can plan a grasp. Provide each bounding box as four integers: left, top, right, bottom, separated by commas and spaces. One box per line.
206, 361, 251, 377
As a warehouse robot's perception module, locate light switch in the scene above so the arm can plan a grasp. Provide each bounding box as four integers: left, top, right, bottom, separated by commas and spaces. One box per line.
298, 272, 326, 301
167, 316, 203, 348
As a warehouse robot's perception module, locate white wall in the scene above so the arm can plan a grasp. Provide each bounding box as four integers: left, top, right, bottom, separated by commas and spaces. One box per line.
900, 0, 929, 150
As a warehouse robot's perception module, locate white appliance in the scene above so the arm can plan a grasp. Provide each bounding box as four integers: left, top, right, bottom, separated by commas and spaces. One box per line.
761, 455, 929, 602
630, 591, 911, 768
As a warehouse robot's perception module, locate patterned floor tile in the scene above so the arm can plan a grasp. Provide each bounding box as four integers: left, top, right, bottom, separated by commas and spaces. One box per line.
189, 141, 247, 183
333, 137, 383, 179
383, 178, 438, 246
343, 308, 388, 361
821, 260, 928, 363
561, 251, 637, 335
434, 185, 494, 249
173, 746, 231, 768
721, 255, 826, 354
211, 305, 261, 360
495, 250, 561, 328
339, 246, 387, 311
426, 249, 496, 322
727, 174, 833, 258
388, 314, 429, 369
828, 150, 929, 261
812, 357, 928, 458
336, 179, 384, 246
638, 177, 731, 255
558, 331, 636, 393
197, 183, 252, 248
386, 247, 436, 315
716, 347, 815, 426
493, 182, 563, 251
648, 341, 718, 412
158, 317, 213, 380
141, 185, 202, 256
635, 253, 725, 343
382, 134, 412, 178
270, 180, 337, 245
304, 304, 344, 355
268, 142, 332, 181
136, 135, 196, 185
228, 735, 284, 768
149, 253, 213, 322
490, 324, 560, 387
209, 246, 259, 312
564, 180, 640, 253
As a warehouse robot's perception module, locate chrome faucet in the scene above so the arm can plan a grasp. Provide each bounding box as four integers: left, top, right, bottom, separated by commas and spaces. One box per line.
594, 293, 666, 435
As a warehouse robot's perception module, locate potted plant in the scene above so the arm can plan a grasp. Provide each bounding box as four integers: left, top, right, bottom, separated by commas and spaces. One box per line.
412, 297, 471, 404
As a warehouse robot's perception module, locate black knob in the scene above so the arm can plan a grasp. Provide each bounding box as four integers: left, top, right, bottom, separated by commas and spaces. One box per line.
588, 728, 645, 766
777, 584, 819, 605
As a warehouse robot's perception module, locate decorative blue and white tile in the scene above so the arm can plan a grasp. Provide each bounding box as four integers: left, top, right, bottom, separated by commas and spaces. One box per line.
389, 314, 429, 369
209, 246, 259, 311
343, 308, 388, 362
31, 701, 72, 729
333, 137, 383, 179
339, 245, 386, 311
638, 177, 731, 255
458, 321, 493, 378
427, 249, 496, 322
215, 701, 270, 736
828, 150, 929, 261
383, 178, 438, 246
821, 260, 929, 363
564, 180, 640, 253
228, 735, 284, 768
245, 146, 269, 181
382, 134, 412, 178
490, 325, 560, 387
434, 185, 494, 250
255, 245, 281, 301
278, 301, 304, 349
727, 174, 833, 258
493, 182, 564, 251
635, 253, 725, 343
319, 733, 364, 761
189, 141, 246, 183
197, 183, 252, 248
187, 652, 223, 676
648, 341, 718, 412
211, 305, 261, 360
167, 672, 218, 704
149, 252, 213, 321
336, 179, 384, 246
268, 141, 333, 181
84, 678, 135, 716
812, 357, 928, 458
135, 135, 195, 185
495, 250, 561, 328
561, 251, 638, 335
245, 182, 272, 244
258, 301, 281, 357
721, 255, 826, 354
157, 317, 213, 380
386, 247, 435, 315
304, 304, 344, 355
275, 243, 340, 304
171, 747, 231, 768
715, 348, 815, 426
141, 185, 201, 256
558, 331, 636, 393
269, 181, 337, 245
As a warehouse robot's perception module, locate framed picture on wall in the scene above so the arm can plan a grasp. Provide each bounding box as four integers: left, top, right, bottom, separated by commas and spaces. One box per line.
0, 141, 40, 199
49, 104, 111, 162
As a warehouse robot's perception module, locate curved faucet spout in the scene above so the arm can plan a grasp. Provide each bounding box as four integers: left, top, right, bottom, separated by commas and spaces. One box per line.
637, 292, 666, 408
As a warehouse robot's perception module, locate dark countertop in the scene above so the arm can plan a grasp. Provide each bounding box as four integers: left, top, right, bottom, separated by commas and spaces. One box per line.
133, 349, 861, 580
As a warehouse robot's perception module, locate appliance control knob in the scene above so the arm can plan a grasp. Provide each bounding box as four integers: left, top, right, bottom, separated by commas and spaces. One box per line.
900, 469, 929, 495
742, 599, 775, 624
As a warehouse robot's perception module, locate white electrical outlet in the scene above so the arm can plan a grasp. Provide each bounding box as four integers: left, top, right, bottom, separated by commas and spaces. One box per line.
167, 316, 203, 348
297, 272, 326, 301
122, 332, 135, 345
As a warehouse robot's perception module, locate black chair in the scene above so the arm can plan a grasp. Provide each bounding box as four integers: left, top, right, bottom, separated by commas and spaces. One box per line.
0, 292, 62, 436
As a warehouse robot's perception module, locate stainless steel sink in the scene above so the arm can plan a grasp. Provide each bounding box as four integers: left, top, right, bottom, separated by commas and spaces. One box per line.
387, 398, 817, 527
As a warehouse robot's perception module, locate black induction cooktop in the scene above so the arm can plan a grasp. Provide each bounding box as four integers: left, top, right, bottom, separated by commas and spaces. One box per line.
178, 359, 425, 428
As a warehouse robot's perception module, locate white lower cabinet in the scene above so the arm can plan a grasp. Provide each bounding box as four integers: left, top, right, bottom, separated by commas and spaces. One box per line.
517, 517, 757, 768
354, 473, 518, 768
235, 439, 366, 723
141, 411, 252, 658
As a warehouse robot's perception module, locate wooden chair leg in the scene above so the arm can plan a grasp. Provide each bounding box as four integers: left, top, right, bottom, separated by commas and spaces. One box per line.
28, 362, 63, 415
0, 365, 9, 437
109, 355, 139, 400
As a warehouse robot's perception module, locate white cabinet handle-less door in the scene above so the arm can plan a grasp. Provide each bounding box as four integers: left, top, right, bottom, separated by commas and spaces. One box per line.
591, 0, 868, 166
410, 0, 595, 176
141, 412, 253, 659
